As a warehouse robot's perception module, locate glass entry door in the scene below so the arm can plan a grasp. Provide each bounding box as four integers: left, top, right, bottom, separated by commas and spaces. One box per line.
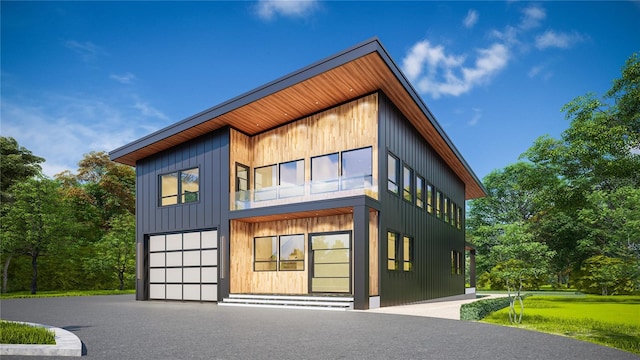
310, 232, 351, 293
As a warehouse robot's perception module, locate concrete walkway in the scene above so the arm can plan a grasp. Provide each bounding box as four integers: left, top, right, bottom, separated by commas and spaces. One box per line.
366, 294, 505, 320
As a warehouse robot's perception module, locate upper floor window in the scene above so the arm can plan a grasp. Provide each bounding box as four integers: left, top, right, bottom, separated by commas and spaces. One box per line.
236, 163, 250, 203
436, 190, 442, 219
279, 160, 304, 198
426, 184, 434, 214
444, 196, 450, 223
255, 164, 277, 201
311, 153, 339, 193
159, 167, 199, 206
387, 153, 399, 195
457, 206, 462, 230
341, 147, 372, 190
416, 175, 425, 209
403, 165, 413, 202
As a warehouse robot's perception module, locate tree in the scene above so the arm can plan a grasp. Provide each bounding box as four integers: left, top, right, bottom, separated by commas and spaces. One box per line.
84, 213, 136, 290
1, 178, 71, 294
0, 136, 45, 203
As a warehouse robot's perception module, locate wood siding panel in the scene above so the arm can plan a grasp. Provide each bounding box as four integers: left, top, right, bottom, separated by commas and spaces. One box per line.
369, 210, 379, 296
230, 214, 354, 294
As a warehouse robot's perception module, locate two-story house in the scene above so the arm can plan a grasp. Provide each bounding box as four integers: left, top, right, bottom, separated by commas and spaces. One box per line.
109, 38, 485, 310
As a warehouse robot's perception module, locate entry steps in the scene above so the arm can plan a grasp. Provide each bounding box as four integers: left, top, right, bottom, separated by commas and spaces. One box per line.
219, 294, 354, 311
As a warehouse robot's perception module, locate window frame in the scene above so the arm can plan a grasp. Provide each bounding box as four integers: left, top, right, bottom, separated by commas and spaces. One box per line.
403, 235, 414, 272
311, 152, 340, 194
341, 146, 373, 190
403, 164, 414, 203
235, 162, 250, 204
387, 231, 400, 271
254, 164, 277, 201
436, 190, 442, 219
278, 159, 305, 198
416, 174, 425, 209
278, 234, 305, 271
158, 167, 200, 207
254, 236, 278, 271
426, 183, 434, 214
387, 152, 400, 195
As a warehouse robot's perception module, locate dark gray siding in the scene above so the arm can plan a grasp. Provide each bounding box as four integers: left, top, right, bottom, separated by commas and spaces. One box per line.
135, 127, 230, 300
378, 92, 466, 307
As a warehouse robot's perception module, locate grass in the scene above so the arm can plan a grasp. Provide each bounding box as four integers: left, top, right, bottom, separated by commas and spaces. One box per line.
0, 320, 56, 345
0, 289, 135, 299
482, 295, 640, 355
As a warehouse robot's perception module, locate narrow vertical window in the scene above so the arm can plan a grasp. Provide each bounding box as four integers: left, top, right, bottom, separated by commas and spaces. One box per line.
457, 250, 462, 275
436, 191, 442, 219
181, 168, 199, 203
403, 165, 413, 202
342, 147, 372, 190
426, 184, 433, 214
444, 197, 450, 223
254, 165, 277, 201
451, 202, 457, 227
457, 206, 462, 230
254, 236, 277, 271
236, 163, 249, 202
387, 232, 398, 271
403, 236, 413, 271
451, 250, 456, 275
311, 153, 339, 193
387, 153, 399, 194
160, 172, 178, 206
279, 160, 304, 198
416, 175, 424, 209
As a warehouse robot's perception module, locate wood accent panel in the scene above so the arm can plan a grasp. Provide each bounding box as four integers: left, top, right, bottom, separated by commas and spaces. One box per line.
229, 129, 251, 208
234, 207, 354, 224
230, 214, 354, 294
114, 51, 484, 200
369, 210, 379, 296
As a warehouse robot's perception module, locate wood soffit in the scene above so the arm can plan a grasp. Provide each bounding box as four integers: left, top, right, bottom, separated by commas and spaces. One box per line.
110, 40, 486, 199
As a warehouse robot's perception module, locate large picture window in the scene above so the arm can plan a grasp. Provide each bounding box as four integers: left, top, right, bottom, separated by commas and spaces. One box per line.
279, 234, 305, 271
159, 167, 199, 206
254, 235, 305, 271
279, 160, 304, 198
255, 164, 277, 201
341, 147, 372, 190
387, 153, 399, 194
311, 153, 339, 193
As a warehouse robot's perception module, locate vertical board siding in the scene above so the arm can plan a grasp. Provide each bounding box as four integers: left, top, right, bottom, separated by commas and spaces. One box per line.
378, 93, 466, 307
230, 214, 354, 294
369, 210, 379, 296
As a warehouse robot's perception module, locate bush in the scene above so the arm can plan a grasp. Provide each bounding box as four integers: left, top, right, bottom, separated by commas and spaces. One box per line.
460, 295, 529, 321
574, 255, 638, 295
0, 320, 56, 344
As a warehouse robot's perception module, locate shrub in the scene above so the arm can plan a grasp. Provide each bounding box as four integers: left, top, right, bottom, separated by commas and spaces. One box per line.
460, 295, 529, 321
0, 320, 56, 345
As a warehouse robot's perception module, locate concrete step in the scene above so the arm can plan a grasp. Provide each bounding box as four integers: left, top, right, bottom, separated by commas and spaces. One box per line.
219, 294, 354, 311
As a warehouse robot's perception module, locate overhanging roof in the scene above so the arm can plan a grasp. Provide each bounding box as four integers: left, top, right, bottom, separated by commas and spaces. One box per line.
109, 38, 486, 200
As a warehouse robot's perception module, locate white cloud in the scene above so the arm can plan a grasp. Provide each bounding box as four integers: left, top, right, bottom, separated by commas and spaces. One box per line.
110, 72, 136, 84
256, 0, 318, 20
469, 108, 481, 126
65, 40, 106, 62
1, 94, 163, 177
463, 9, 479, 28
134, 100, 169, 121
403, 40, 509, 98
535, 30, 586, 50
519, 5, 546, 30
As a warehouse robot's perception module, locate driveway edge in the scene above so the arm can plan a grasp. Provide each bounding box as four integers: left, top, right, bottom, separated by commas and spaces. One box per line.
0, 321, 82, 357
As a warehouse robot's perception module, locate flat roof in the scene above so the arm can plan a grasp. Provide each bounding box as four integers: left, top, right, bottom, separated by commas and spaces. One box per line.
109, 37, 486, 200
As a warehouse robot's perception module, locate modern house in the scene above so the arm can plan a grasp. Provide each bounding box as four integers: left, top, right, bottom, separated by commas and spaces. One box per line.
109, 38, 485, 310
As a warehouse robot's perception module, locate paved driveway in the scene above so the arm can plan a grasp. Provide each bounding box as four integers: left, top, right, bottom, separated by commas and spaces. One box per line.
1, 295, 637, 359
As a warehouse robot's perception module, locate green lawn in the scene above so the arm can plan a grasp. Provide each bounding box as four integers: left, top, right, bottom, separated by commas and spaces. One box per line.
482, 295, 640, 355
0, 289, 135, 299
0, 320, 56, 345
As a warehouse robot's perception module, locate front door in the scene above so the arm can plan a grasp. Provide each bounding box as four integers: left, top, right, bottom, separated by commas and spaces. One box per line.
309, 232, 351, 293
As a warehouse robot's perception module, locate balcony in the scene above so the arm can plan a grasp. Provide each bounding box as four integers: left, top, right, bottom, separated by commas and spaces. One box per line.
232, 176, 377, 211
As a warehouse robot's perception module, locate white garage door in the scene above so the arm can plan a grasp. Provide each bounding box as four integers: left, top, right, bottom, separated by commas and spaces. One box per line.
148, 230, 218, 301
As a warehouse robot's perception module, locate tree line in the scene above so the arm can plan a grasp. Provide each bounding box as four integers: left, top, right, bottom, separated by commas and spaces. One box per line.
467, 53, 640, 295
1, 142, 136, 294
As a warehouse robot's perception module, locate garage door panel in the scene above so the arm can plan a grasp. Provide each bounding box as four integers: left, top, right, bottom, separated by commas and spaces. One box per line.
183, 250, 201, 266
183, 268, 200, 283
148, 230, 217, 301
201, 250, 217, 266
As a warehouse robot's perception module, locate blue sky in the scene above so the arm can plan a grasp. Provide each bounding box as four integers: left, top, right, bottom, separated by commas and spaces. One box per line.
2, 1, 639, 181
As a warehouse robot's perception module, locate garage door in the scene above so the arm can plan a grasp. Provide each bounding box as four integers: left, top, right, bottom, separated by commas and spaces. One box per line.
148, 230, 218, 301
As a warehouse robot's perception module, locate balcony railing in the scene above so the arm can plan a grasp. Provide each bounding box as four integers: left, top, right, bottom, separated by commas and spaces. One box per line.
232, 176, 377, 210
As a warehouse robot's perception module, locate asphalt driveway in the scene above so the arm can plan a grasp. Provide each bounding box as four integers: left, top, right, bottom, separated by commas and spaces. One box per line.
1, 295, 637, 359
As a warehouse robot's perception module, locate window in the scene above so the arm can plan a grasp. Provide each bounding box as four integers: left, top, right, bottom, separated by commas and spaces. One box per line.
457, 206, 462, 230
387, 153, 399, 194
451, 202, 457, 227
416, 175, 425, 209
254, 165, 277, 201
341, 147, 372, 190
451, 250, 462, 275
311, 153, 339, 193
387, 231, 399, 271
403, 165, 413, 202
403, 236, 413, 271
236, 163, 250, 204
279, 160, 304, 198
451, 250, 455, 275
444, 196, 450, 223
279, 234, 305, 271
159, 167, 199, 206
426, 184, 434, 214
254, 236, 277, 271
436, 191, 442, 219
